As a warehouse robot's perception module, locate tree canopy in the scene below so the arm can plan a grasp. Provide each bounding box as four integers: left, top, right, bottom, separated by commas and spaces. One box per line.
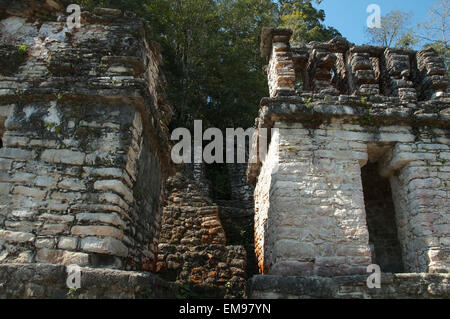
418, 0, 449, 73
364, 1, 449, 74
365, 10, 410, 48
75, 0, 339, 129
279, 0, 340, 43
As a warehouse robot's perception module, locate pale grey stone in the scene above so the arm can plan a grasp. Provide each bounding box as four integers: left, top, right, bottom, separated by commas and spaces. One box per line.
80, 236, 128, 257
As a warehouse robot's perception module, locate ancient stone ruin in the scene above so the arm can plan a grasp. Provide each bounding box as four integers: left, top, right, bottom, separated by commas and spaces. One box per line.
0, 1, 449, 299
247, 28, 450, 298
156, 164, 249, 298
0, 1, 178, 298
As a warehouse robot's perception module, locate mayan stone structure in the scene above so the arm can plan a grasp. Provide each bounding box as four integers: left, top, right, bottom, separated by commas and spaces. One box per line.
248, 28, 450, 281
1, 1, 450, 299
0, 2, 173, 272
156, 164, 248, 298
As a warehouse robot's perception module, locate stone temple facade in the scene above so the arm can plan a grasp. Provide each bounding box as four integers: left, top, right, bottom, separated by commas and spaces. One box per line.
0, 2, 174, 272
248, 28, 450, 284
0, 1, 449, 298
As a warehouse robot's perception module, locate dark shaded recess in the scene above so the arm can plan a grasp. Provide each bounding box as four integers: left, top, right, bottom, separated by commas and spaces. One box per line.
217, 202, 258, 277
205, 160, 258, 276
0, 45, 28, 76
362, 162, 404, 273
89, 254, 121, 268
205, 163, 232, 200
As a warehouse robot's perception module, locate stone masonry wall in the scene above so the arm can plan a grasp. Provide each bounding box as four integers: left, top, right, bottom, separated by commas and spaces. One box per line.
249, 273, 450, 299
0, 6, 173, 271
0, 263, 176, 299
227, 163, 254, 203
387, 135, 450, 273
250, 28, 450, 277
156, 166, 247, 298
255, 122, 371, 276
254, 121, 450, 276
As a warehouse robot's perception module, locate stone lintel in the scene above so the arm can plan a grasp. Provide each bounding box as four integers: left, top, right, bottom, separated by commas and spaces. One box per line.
247, 97, 450, 185
257, 97, 450, 130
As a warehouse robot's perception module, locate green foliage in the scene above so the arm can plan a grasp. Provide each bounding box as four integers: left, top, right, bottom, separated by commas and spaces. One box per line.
74, 0, 341, 129
176, 283, 201, 299
396, 30, 420, 49
17, 43, 28, 55
66, 288, 79, 299
359, 108, 372, 126
75, 0, 145, 12
144, 0, 279, 129
279, 0, 340, 43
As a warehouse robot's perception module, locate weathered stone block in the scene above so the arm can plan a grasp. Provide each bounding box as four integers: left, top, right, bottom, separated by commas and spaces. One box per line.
12, 186, 46, 199
93, 180, 133, 204
0, 148, 32, 161
0, 159, 12, 170
40, 224, 68, 236
57, 237, 78, 250
35, 238, 56, 249
0, 230, 34, 243
71, 226, 123, 240
36, 249, 89, 266
80, 237, 128, 257
0, 182, 11, 195
41, 149, 85, 165
76, 212, 126, 228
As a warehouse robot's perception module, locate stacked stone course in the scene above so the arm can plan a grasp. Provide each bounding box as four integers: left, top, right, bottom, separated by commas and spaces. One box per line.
0, 263, 176, 299
0, 3, 173, 271
156, 165, 248, 298
249, 28, 450, 287
0, 2, 449, 299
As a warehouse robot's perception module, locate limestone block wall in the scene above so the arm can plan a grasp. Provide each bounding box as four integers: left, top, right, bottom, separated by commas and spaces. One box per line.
251, 28, 450, 277
253, 119, 450, 276
0, 263, 176, 299
255, 122, 373, 276
0, 7, 173, 271
227, 163, 254, 203
384, 134, 450, 273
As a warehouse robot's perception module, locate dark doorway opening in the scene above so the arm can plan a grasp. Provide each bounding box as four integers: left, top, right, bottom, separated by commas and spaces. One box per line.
0, 128, 4, 149
361, 162, 404, 273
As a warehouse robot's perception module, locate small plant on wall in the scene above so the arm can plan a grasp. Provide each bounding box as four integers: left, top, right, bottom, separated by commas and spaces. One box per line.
17, 43, 28, 55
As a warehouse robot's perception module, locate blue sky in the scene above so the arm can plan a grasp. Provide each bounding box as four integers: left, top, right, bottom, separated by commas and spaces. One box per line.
314, 0, 435, 45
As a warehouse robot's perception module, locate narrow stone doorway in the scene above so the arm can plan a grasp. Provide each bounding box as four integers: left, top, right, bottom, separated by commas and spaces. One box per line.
361, 162, 404, 273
